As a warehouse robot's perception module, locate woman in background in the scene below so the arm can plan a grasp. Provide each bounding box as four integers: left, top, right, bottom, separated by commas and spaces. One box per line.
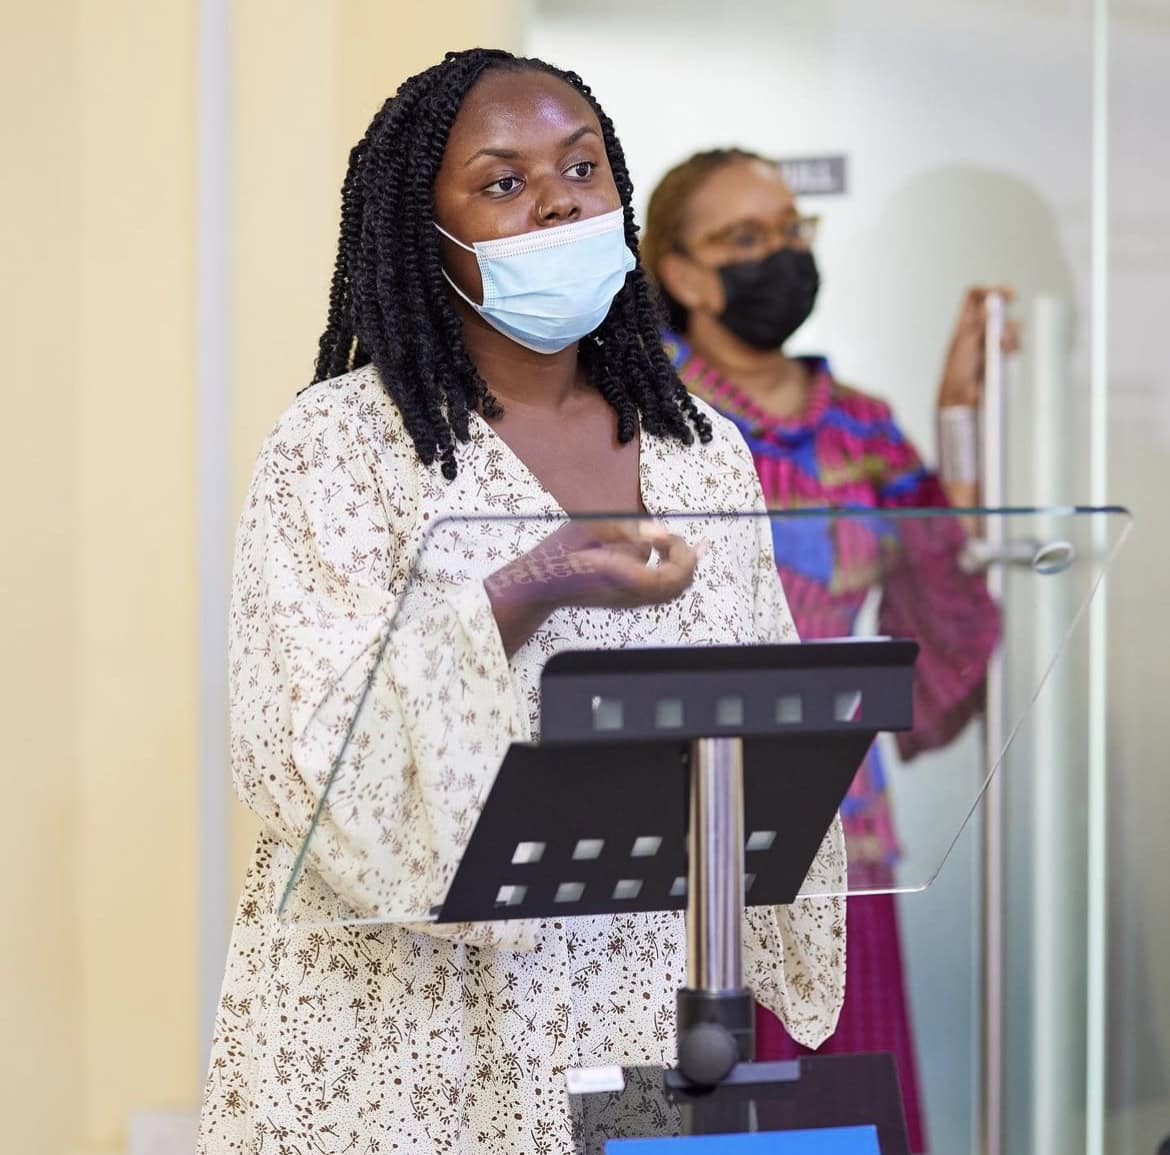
643, 147, 1010, 1153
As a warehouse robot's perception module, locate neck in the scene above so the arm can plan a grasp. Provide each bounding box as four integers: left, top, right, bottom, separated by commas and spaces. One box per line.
685, 312, 810, 419
458, 301, 583, 412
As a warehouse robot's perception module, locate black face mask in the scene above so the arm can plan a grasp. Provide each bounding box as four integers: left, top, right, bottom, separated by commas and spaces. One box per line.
716, 248, 820, 350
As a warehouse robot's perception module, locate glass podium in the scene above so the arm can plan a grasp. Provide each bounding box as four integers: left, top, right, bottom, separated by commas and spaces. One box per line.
274, 506, 1129, 1150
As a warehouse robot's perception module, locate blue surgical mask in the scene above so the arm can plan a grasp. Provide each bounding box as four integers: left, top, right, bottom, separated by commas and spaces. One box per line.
435, 207, 636, 355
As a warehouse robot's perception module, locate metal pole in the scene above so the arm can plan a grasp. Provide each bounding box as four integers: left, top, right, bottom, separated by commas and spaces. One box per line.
1085, 5, 1112, 1153
980, 291, 1006, 1155
1030, 297, 1074, 1155
196, 0, 232, 1073
676, 736, 753, 1087
686, 737, 746, 993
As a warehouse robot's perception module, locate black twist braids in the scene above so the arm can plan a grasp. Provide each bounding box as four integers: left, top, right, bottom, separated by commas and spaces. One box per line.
312, 47, 710, 479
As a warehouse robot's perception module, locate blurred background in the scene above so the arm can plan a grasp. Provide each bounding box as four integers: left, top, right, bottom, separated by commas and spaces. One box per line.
1, 1, 1166, 1153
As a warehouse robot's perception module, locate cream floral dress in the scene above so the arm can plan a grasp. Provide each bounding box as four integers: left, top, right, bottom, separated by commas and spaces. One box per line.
197, 364, 846, 1155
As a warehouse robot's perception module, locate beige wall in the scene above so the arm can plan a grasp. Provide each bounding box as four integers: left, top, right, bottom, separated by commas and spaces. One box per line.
75, 0, 201, 1147
0, 2, 84, 1153
227, 0, 524, 890
1, 3, 520, 1154
4, 0, 201, 1149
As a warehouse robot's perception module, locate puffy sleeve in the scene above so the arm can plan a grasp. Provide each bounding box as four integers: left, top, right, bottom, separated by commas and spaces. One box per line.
746, 490, 848, 1049
868, 402, 1000, 758
229, 392, 535, 948
708, 415, 848, 1049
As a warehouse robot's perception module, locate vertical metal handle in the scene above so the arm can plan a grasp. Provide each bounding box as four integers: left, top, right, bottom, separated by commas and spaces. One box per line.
1030, 296, 1076, 1155
980, 290, 1007, 1155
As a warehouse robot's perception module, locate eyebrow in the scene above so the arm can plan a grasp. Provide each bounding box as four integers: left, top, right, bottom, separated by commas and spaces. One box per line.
709, 210, 798, 233
463, 125, 600, 167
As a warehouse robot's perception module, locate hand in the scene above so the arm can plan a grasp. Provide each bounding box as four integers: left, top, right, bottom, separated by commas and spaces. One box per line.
489, 518, 704, 611
485, 519, 706, 655
937, 286, 1021, 409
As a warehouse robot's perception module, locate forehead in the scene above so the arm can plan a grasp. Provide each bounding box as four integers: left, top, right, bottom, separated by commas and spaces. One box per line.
681, 159, 796, 237
444, 68, 602, 160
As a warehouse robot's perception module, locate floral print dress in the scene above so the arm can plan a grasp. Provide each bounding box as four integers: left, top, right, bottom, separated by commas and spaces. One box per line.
197, 364, 847, 1155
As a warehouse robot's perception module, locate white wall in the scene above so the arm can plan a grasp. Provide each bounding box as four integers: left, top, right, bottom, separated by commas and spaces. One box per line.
530, 0, 1098, 449
1102, 17, 1170, 1154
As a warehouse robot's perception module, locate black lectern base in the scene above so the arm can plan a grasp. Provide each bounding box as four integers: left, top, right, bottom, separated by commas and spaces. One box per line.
676, 987, 755, 1085
567, 1054, 911, 1154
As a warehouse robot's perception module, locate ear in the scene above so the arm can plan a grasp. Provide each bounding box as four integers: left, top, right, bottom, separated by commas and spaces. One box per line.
658, 250, 723, 315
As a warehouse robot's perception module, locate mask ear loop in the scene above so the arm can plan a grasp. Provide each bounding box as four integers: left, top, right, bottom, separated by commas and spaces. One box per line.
440, 268, 484, 312
434, 222, 485, 310
434, 221, 475, 252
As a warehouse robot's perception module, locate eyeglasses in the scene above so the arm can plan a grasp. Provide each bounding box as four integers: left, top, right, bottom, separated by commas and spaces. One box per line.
689, 214, 820, 260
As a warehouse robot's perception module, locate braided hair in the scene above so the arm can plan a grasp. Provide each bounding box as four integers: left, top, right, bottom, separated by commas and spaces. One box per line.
313, 47, 712, 480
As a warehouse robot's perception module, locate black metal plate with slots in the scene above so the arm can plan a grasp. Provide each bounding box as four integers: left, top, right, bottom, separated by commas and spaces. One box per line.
434, 641, 917, 924
540, 640, 918, 743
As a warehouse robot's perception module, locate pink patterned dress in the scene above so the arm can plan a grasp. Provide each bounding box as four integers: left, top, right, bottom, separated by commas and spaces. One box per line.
667, 334, 999, 1153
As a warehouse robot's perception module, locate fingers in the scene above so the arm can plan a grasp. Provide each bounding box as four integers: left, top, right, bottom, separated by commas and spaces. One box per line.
588, 518, 686, 565
542, 517, 652, 563
628, 532, 701, 603
955, 287, 1022, 354
578, 531, 703, 607
598, 519, 666, 564
539, 518, 707, 609
963, 284, 1016, 307
612, 518, 675, 549
958, 286, 1017, 332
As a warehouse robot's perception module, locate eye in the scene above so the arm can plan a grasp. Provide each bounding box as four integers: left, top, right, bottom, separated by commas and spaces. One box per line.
564, 160, 596, 180
484, 175, 523, 196
729, 226, 765, 251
